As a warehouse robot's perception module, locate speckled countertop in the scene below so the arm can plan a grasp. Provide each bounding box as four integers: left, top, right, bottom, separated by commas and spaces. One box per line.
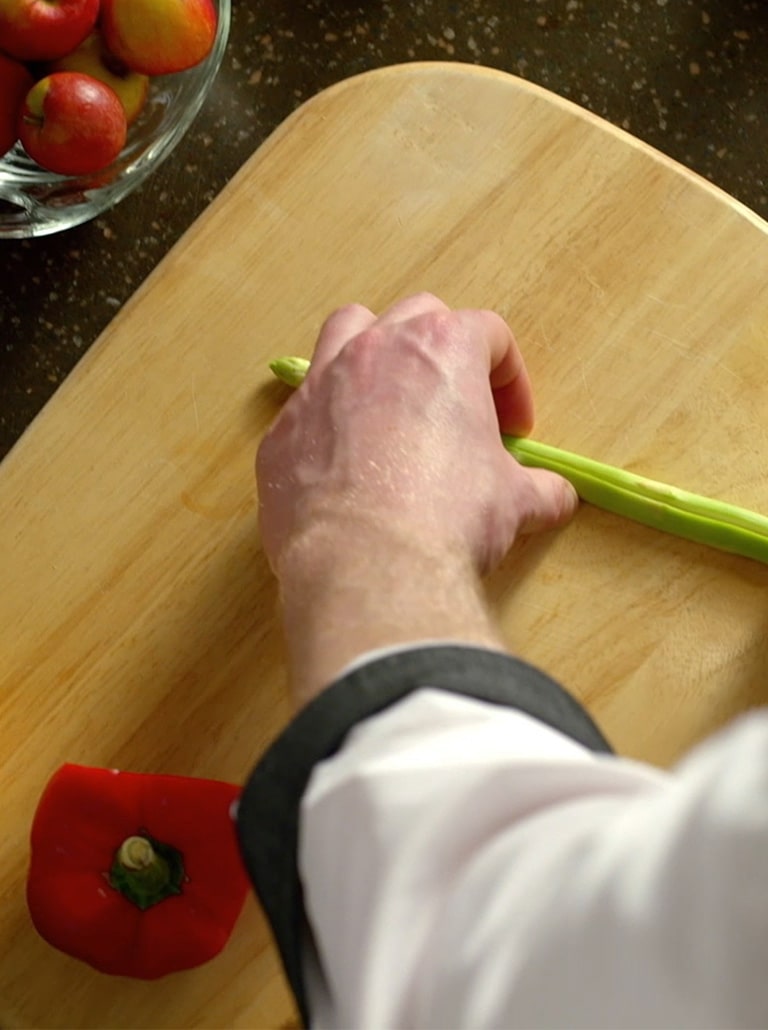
1, 0, 765, 460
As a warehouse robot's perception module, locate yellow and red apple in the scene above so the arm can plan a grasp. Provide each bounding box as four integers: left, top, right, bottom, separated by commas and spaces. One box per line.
100, 0, 217, 76
48, 30, 150, 125
0, 0, 98, 61
0, 52, 33, 155
18, 71, 127, 175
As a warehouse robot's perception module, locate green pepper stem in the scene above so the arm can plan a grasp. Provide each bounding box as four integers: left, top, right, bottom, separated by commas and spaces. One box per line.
268, 354, 768, 565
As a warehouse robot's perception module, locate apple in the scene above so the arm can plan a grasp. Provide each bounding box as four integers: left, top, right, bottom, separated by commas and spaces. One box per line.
100, 0, 217, 76
0, 52, 33, 156
0, 0, 98, 62
18, 72, 127, 176
48, 30, 150, 126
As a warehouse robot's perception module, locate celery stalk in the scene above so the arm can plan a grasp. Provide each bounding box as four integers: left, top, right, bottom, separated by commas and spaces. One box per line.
269, 355, 768, 564
269, 356, 310, 387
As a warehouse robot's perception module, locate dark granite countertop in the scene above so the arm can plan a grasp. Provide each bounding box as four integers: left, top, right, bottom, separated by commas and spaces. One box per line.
1, 0, 765, 461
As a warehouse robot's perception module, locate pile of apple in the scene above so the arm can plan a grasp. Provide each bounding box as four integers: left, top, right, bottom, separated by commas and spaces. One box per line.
0, 0, 217, 176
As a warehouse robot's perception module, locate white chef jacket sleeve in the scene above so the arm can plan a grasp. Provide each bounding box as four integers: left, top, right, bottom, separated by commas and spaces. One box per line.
236, 643, 612, 1022
236, 643, 768, 1029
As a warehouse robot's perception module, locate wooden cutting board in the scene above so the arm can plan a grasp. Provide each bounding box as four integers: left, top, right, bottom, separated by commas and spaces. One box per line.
2, 61, 768, 1028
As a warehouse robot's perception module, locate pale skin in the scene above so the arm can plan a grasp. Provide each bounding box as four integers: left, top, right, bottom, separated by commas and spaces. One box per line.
256, 293, 579, 708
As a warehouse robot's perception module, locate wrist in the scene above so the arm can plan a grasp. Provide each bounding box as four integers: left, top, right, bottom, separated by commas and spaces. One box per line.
273, 513, 505, 707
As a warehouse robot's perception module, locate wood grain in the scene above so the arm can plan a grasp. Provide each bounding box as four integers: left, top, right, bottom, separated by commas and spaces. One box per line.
2, 62, 768, 1028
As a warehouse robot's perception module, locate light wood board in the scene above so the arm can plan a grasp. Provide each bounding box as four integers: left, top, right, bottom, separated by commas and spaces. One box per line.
2, 62, 768, 1028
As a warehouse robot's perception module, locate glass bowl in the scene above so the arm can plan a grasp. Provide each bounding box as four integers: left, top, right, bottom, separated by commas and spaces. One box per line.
0, 0, 230, 239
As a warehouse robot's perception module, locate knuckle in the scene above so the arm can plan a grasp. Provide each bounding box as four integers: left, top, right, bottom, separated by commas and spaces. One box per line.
409, 289, 442, 306
318, 302, 367, 337
336, 301, 369, 319
417, 310, 463, 358
344, 323, 386, 357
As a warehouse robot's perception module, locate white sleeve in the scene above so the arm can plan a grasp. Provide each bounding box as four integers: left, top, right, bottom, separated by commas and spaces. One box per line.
299, 688, 768, 1029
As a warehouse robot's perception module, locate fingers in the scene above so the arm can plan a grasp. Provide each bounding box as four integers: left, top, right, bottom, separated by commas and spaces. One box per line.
309, 295, 536, 439
309, 303, 376, 379
379, 300, 535, 440
454, 309, 536, 437
488, 328, 535, 438
307, 292, 448, 380
515, 465, 579, 536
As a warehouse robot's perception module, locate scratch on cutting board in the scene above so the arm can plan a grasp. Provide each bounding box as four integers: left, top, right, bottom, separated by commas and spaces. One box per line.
531, 319, 555, 353
649, 328, 742, 383
192, 391, 200, 432
645, 292, 689, 310
578, 364, 601, 421
710, 358, 742, 384
649, 327, 695, 354
582, 271, 607, 300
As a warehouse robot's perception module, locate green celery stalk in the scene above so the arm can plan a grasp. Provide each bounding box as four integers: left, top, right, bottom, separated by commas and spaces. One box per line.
269, 355, 768, 565
268, 356, 310, 387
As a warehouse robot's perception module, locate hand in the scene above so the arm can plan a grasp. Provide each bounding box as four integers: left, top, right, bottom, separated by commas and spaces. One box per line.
257, 293, 578, 704
258, 293, 577, 577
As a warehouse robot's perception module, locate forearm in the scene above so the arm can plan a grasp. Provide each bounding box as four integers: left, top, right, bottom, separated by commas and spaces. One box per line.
275, 513, 505, 707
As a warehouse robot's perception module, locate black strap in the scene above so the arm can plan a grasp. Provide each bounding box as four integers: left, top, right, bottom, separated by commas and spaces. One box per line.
236, 644, 612, 1026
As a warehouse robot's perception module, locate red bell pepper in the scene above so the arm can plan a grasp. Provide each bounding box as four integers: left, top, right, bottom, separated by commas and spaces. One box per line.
27, 763, 251, 978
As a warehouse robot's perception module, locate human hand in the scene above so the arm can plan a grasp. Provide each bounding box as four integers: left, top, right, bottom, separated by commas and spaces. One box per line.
257, 292, 577, 577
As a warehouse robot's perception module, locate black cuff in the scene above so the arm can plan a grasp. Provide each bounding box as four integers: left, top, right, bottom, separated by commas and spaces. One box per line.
236, 644, 611, 1026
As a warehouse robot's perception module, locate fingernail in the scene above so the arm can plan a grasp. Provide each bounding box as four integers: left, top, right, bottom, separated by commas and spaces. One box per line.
565, 480, 580, 515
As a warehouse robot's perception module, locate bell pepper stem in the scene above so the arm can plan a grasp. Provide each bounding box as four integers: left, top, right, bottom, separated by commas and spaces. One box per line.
109, 832, 185, 911
118, 835, 156, 870
268, 355, 768, 565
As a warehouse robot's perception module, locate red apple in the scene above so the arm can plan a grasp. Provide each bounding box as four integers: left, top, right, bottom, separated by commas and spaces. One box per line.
100, 0, 217, 76
48, 30, 150, 126
0, 51, 33, 156
0, 0, 98, 61
18, 72, 127, 176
